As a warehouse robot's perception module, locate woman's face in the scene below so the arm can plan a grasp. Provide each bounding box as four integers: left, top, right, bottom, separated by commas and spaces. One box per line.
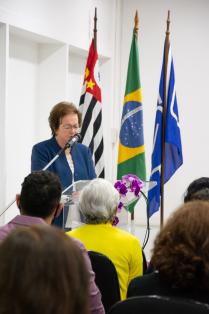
55, 113, 80, 148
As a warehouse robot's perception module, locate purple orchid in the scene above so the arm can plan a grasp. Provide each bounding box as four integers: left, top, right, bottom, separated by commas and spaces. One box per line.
114, 174, 144, 212
114, 181, 128, 195
112, 216, 119, 226
131, 179, 143, 196
118, 201, 123, 212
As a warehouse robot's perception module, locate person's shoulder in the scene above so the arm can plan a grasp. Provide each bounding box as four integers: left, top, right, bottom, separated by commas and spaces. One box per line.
132, 271, 159, 285
128, 272, 160, 297
32, 138, 58, 155
0, 224, 11, 241
75, 143, 90, 152
73, 143, 93, 160
67, 225, 86, 237
68, 233, 86, 251
111, 227, 143, 252
0, 216, 20, 241
33, 138, 54, 149
114, 226, 140, 242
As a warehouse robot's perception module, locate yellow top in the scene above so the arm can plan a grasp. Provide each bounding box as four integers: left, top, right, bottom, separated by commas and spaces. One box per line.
67, 223, 143, 300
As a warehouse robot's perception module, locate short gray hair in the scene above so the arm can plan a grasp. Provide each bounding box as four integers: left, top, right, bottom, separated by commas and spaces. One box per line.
78, 178, 119, 224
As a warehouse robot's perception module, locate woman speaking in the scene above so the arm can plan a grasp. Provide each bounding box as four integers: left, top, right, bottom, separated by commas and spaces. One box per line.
31, 101, 96, 228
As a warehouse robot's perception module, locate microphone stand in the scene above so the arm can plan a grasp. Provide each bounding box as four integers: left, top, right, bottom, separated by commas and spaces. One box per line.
42, 145, 67, 170
1, 139, 73, 217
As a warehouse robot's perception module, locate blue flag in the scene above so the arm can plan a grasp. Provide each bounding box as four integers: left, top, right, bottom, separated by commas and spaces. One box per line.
147, 42, 183, 217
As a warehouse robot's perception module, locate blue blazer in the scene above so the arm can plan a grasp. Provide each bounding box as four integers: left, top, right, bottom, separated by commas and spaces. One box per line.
31, 137, 96, 227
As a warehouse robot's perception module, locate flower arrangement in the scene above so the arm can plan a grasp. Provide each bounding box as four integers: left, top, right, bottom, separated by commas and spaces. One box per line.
114, 174, 145, 214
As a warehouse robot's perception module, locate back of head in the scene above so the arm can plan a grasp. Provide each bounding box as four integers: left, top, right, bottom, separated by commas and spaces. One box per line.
0, 225, 89, 314
79, 178, 119, 224
184, 177, 209, 202
19, 170, 61, 218
151, 201, 209, 291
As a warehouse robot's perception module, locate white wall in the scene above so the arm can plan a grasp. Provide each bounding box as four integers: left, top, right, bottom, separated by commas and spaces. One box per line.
0, 0, 115, 56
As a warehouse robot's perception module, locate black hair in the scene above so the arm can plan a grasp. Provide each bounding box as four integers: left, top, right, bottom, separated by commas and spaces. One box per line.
184, 177, 209, 203
19, 171, 61, 218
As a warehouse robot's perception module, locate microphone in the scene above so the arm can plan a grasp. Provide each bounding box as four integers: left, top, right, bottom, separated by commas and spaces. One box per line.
64, 133, 81, 149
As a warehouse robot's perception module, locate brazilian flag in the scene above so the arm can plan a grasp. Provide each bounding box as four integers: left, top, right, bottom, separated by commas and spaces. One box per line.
117, 31, 146, 182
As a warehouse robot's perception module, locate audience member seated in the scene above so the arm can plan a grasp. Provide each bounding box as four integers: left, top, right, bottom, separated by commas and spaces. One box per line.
0, 225, 89, 314
0, 170, 104, 314
146, 177, 209, 275
67, 178, 143, 300
184, 177, 209, 202
127, 201, 209, 304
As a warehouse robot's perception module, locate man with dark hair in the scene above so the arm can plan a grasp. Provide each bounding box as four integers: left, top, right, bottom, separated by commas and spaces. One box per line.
18, 170, 62, 220
0, 170, 104, 314
0, 171, 63, 238
184, 177, 209, 202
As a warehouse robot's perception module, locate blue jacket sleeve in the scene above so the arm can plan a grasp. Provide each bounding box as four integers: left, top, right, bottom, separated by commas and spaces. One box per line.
31, 144, 49, 171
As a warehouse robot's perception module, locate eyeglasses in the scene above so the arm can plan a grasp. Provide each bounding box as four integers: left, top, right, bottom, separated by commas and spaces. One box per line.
61, 124, 80, 131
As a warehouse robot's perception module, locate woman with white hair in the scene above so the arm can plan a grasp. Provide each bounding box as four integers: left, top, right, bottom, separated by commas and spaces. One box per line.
67, 178, 143, 300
